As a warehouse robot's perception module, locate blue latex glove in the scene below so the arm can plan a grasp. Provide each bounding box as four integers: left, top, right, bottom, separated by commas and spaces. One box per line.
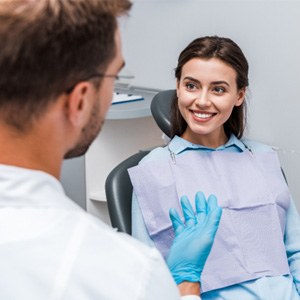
166, 191, 222, 285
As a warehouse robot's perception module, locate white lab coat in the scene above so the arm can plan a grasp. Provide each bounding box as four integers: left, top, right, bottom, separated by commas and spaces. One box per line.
0, 164, 199, 300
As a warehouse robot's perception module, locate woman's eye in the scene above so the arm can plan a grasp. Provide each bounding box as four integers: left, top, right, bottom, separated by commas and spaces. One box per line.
185, 82, 197, 90
213, 86, 226, 94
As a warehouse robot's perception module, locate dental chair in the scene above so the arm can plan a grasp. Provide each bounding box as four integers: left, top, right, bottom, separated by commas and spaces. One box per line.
105, 89, 176, 234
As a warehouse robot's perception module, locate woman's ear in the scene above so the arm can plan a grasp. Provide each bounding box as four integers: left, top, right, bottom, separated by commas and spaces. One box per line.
235, 87, 246, 107
65, 82, 92, 126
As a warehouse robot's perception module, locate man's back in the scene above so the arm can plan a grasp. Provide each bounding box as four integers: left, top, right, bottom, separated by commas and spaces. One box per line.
0, 164, 180, 300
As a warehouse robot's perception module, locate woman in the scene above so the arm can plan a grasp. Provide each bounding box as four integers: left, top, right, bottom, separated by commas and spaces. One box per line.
128, 36, 300, 299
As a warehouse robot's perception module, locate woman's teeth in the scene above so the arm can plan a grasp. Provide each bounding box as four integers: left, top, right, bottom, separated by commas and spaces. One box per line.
193, 112, 213, 119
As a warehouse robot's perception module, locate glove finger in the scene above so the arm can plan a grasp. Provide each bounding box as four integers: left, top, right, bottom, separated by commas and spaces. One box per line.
169, 208, 185, 235
207, 194, 218, 213
203, 205, 222, 239
181, 195, 197, 227
195, 191, 207, 224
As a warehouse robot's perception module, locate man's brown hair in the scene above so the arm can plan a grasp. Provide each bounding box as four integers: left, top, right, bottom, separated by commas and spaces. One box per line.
0, 0, 131, 130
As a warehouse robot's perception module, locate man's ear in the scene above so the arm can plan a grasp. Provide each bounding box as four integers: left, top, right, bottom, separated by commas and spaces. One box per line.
65, 82, 92, 126
235, 87, 246, 107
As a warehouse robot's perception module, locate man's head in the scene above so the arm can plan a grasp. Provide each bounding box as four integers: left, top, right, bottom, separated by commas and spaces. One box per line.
0, 0, 131, 133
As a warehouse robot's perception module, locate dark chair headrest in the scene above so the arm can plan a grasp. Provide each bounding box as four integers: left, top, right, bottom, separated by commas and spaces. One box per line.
150, 89, 176, 138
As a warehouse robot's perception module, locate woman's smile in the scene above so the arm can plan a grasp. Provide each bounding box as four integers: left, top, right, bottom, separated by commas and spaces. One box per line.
190, 109, 217, 122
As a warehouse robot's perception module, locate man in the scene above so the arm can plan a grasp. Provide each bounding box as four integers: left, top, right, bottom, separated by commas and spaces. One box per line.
0, 0, 221, 299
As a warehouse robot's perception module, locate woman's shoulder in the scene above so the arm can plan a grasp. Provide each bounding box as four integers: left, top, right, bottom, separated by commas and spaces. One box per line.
139, 145, 170, 165
241, 138, 274, 153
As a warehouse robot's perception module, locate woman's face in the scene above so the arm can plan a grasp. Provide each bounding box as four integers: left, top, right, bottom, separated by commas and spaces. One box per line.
176, 57, 245, 148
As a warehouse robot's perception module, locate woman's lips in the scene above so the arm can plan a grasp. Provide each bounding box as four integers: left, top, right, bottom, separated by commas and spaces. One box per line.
191, 110, 216, 122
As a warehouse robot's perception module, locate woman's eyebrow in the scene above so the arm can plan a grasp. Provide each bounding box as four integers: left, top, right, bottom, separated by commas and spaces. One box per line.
211, 81, 230, 87
183, 76, 200, 83
183, 77, 230, 87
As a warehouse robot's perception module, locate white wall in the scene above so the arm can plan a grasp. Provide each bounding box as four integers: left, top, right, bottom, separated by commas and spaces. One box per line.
61, 156, 86, 210
121, 0, 300, 209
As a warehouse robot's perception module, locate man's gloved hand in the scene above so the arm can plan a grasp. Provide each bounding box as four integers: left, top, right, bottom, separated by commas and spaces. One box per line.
166, 191, 222, 285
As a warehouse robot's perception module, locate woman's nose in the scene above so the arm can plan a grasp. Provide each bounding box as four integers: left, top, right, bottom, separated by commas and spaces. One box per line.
195, 91, 211, 107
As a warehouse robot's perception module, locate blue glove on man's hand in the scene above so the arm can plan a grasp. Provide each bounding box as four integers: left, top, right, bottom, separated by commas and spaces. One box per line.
166, 191, 222, 285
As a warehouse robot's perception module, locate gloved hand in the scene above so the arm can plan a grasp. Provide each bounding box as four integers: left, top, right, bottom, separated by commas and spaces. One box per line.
166, 191, 222, 285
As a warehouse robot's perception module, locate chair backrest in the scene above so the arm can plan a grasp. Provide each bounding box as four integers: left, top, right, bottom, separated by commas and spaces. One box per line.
150, 89, 175, 138
105, 89, 175, 234
105, 150, 150, 234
